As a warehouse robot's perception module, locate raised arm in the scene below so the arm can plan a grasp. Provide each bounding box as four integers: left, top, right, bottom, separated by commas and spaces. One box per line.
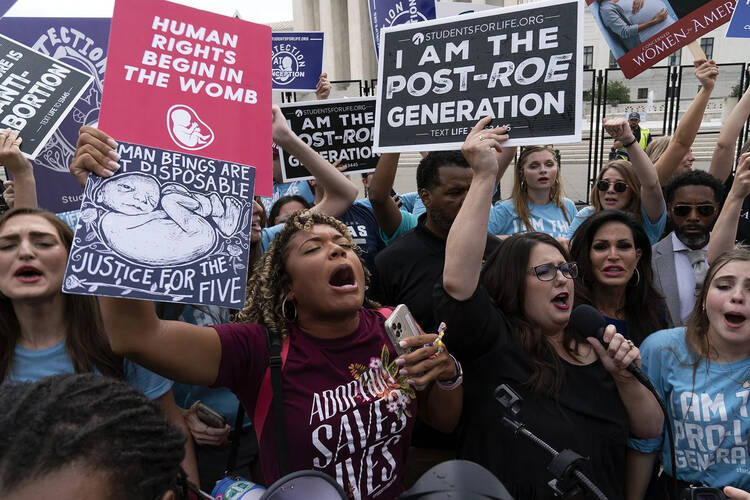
368, 153, 403, 238
604, 117, 664, 222
708, 153, 750, 263
99, 296, 222, 386
0, 130, 37, 209
709, 67, 750, 182
272, 106, 357, 217
444, 118, 508, 300
655, 59, 718, 184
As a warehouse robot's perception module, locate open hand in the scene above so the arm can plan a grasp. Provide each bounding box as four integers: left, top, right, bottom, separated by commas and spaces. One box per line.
462, 117, 509, 176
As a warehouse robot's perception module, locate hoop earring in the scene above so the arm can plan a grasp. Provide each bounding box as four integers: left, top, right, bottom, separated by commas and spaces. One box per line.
630, 268, 641, 287
520, 179, 527, 191
281, 296, 297, 322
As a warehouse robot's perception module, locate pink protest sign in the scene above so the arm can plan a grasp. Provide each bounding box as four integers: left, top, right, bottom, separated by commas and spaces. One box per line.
99, 0, 272, 195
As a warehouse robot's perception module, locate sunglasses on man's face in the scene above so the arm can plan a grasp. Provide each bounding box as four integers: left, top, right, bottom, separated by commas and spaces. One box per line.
596, 180, 628, 193
671, 204, 716, 217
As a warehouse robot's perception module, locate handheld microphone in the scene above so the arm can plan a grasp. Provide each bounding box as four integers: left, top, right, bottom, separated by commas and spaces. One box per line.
569, 304, 653, 390
570, 304, 677, 482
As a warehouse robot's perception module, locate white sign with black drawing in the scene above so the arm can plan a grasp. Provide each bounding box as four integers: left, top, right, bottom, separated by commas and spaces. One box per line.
63, 142, 255, 308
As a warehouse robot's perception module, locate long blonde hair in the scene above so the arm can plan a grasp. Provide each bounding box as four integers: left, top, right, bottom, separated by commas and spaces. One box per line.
645, 135, 670, 164
234, 210, 378, 337
511, 146, 570, 232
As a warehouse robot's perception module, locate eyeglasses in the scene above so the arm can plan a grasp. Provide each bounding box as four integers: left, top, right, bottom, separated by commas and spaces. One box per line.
596, 180, 628, 193
529, 262, 578, 281
672, 204, 716, 217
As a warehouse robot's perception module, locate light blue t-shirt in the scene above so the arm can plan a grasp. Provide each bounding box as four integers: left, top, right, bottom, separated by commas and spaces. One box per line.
398, 192, 421, 214
567, 203, 667, 244
259, 180, 315, 215
490, 198, 577, 238
629, 328, 750, 489
380, 209, 420, 245
10, 341, 172, 400
261, 223, 284, 253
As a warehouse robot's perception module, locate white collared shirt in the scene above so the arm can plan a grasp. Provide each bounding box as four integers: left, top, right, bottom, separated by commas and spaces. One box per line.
671, 232, 707, 323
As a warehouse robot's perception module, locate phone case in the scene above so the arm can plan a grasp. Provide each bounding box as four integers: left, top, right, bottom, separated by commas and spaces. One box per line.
384, 304, 421, 356
196, 402, 227, 428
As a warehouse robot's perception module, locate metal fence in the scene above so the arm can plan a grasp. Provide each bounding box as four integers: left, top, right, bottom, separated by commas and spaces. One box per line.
278, 63, 750, 203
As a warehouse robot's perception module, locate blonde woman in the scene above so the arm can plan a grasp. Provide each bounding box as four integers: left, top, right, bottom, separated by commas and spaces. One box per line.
490, 145, 576, 240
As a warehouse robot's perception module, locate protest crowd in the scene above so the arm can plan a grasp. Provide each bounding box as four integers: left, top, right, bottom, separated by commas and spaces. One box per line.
2, 1, 750, 500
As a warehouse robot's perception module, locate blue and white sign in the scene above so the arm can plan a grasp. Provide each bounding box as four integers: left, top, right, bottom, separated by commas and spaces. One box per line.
271, 31, 324, 92
727, 0, 750, 38
63, 141, 256, 309
0, 17, 110, 214
368, 0, 436, 57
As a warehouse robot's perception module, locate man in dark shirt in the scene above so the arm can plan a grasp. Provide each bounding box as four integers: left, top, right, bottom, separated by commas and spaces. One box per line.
374, 151, 500, 332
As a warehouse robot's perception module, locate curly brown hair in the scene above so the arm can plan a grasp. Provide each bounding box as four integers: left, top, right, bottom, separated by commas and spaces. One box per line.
234, 210, 379, 337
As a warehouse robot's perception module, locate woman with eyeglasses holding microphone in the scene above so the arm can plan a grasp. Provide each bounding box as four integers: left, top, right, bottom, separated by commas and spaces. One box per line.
435, 117, 663, 499
568, 118, 666, 244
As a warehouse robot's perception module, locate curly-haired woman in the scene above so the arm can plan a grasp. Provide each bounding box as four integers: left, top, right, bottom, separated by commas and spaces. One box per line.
75, 108, 463, 499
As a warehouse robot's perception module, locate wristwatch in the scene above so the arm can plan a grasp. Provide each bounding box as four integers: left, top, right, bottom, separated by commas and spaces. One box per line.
436, 354, 463, 390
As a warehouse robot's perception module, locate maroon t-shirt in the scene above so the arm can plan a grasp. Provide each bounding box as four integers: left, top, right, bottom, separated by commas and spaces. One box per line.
213, 308, 417, 500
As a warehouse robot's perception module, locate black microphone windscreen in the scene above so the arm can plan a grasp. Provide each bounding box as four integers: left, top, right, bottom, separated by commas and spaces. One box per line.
569, 304, 607, 341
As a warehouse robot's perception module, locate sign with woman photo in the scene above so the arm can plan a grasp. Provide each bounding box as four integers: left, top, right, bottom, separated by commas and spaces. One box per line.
587, 0, 736, 78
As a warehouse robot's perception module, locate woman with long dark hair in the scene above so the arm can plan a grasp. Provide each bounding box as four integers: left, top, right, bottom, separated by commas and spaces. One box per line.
570, 210, 667, 345
436, 117, 663, 499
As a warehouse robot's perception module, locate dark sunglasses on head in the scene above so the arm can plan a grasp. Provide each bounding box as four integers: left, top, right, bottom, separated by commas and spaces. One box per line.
596, 180, 628, 193
672, 204, 716, 217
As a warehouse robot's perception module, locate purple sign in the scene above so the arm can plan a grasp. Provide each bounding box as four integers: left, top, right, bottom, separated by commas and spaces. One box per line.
0, 1, 17, 18
0, 17, 110, 213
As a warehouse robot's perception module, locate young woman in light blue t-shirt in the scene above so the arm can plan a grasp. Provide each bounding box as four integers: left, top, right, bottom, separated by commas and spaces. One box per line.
628, 248, 750, 497
491, 145, 576, 240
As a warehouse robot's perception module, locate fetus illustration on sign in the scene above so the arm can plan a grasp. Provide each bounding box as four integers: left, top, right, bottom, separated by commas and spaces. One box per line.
167, 104, 215, 151
89, 172, 243, 266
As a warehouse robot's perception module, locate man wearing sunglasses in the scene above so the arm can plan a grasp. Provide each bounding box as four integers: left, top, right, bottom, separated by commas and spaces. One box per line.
652, 170, 724, 326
